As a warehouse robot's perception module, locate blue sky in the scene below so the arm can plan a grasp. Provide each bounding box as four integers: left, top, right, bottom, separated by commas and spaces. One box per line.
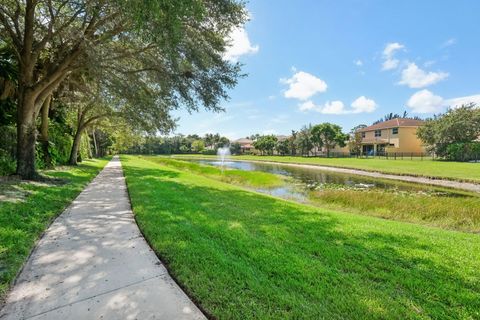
173, 0, 480, 139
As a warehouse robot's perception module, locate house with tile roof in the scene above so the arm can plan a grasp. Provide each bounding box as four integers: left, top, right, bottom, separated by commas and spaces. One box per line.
356, 118, 425, 154
233, 138, 255, 153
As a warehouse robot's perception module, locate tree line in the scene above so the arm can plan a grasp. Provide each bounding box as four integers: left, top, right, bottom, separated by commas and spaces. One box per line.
251, 123, 350, 156
123, 133, 232, 155
115, 106, 479, 161
417, 104, 480, 161
0, 0, 248, 179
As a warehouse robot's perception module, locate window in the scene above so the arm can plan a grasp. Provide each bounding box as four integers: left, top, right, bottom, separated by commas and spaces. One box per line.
361, 132, 366, 138
392, 127, 399, 134
375, 130, 381, 137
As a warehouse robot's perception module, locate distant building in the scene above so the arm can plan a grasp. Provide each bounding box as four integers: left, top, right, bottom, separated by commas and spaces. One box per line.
356, 118, 425, 154
234, 138, 255, 153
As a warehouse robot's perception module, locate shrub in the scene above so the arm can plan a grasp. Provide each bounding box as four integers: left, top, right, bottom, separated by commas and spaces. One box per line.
446, 142, 480, 161
201, 149, 217, 155
0, 151, 15, 176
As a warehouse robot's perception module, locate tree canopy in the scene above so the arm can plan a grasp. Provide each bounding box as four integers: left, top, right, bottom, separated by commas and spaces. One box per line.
0, 0, 247, 178
311, 123, 348, 155
417, 104, 480, 159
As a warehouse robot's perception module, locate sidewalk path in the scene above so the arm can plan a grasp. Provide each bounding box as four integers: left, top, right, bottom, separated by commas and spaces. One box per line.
0, 157, 206, 320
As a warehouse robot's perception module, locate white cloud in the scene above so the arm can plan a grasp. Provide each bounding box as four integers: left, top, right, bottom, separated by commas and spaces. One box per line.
398, 62, 448, 88
382, 59, 400, 71
382, 42, 404, 70
406, 90, 444, 113
407, 90, 480, 114
354, 59, 363, 66
442, 38, 456, 48
321, 101, 347, 114
298, 100, 317, 111
351, 96, 377, 113
383, 42, 404, 57
298, 96, 377, 115
224, 27, 259, 62
446, 94, 480, 108
282, 71, 328, 100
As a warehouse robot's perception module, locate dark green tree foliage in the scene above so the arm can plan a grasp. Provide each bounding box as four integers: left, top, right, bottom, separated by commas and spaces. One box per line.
229, 142, 241, 155
0, 43, 18, 174
275, 139, 290, 156
0, 44, 17, 125
0, 0, 247, 178
417, 104, 480, 160
349, 124, 367, 155
253, 135, 278, 155
296, 125, 313, 156
288, 130, 297, 155
311, 123, 348, 156
124, 133, 230, 155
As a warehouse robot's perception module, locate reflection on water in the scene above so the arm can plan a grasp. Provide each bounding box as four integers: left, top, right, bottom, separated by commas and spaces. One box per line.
192, 159, 473, 202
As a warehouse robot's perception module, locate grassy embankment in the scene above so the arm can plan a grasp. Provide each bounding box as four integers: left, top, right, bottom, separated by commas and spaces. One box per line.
122, 155, 480, 319
0, 158, 109, 302
307, 183, 480, 233
159, 156, 480, 232
174, 154, 480, 183
141, 156, 283, 188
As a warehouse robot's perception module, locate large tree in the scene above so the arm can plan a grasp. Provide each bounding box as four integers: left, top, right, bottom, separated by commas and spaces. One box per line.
296, 125, 313, 156
0, 0, 246, 178
349, 124, 367, 155
417, 104, 480, 157
311, 123, 348, 156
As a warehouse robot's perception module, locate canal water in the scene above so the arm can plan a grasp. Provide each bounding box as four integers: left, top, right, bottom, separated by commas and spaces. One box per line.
191, 159, 474, 202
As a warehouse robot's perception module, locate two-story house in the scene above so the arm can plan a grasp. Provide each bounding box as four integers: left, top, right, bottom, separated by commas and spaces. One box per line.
233, 138, 255, 153
356, 118, 425, 154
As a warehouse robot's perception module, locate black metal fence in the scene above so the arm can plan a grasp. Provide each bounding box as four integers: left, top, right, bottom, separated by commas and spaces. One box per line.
294, 151, 480, 161
327, 152, 433, 160
292, 152, 435, 160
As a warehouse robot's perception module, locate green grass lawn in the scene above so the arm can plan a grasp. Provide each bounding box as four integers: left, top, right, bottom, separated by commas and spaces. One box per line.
308, 188, 480, 233
141, 156, 283, 188
174, 154, 480, 183
146, 156, 480, 233
122, 155, 480, 319
0, 158, 109, 303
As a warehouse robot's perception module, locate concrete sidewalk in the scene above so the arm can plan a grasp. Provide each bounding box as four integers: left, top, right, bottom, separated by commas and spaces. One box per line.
0, 157, 206, 320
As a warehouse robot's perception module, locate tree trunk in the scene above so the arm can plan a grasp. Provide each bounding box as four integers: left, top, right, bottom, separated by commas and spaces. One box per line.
91, 128, 98, 157
16, 89, 37, 179
86, 132, 93, 159
39, 95, 53, 168
69, 128, 83, 165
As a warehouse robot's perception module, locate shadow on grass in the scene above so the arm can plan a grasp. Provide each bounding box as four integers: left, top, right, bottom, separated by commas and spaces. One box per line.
123, 159, 480, 320
0, 159, 107, 303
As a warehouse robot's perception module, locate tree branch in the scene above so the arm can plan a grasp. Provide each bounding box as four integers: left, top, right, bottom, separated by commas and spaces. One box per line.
81, 113, 111, 130
0, 7, 21, 48
34, 71, 68, 115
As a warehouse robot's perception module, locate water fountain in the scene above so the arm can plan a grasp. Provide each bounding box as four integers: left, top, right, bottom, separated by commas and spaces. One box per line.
217, 146, 231, 172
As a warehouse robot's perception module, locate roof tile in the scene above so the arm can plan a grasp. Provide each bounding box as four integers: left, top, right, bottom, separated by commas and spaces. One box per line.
358, 118, 424, 132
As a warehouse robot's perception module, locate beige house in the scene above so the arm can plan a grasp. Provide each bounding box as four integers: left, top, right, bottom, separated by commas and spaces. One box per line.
356, 118, 425, 154
234, 138, 254, 153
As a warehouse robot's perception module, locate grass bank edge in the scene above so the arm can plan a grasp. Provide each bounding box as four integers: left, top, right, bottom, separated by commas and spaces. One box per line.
139, 155, 284, 188
0, 157, 110, 304
172, 154, 480, 184
121, 155, 480, 319
146, 155, 480, 233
